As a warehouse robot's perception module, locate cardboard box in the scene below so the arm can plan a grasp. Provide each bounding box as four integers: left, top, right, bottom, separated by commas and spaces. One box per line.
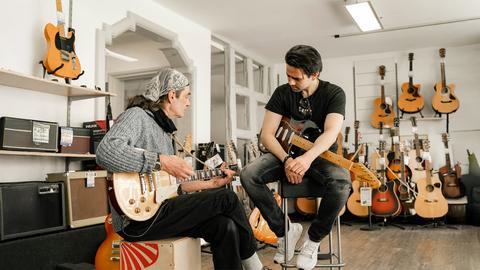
47, 171, 109, 228
120, 237, 201, 270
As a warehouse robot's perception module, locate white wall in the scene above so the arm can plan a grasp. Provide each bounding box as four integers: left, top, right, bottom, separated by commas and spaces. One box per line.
0, 0, 211, 182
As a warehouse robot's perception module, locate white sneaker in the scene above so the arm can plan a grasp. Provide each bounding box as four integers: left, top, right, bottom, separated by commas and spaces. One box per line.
273, 223, 303, 264
296, 239, 320, 270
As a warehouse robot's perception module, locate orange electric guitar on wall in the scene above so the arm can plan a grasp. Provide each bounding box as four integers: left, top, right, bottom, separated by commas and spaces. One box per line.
398, 53, 424, 116
42, 0, 83, 80
432, 48, 459, 115
371, 65, 395, 129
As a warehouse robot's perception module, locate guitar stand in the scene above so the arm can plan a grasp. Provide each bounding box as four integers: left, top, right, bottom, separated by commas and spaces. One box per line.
417, 219, 458, 230
360, 206, 381, 231
374, 217, 406, 230
400, 110, 424, 119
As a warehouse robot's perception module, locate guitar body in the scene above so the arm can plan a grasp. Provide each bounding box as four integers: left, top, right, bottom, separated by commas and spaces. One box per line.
407, 149, 425, 183
249, 192, 281, 245
110, 171, 177, 221
398, 83, 424, 113
432, 83, 459, 114
439, 163, 463, 198
43, 23, 82, 79
370, 97, 395, 129
346, 180, 369, 217
95, 214, 123, 270
371, 181, 401, 217
386, 160, 412, 182
295, 198, 317, 216
414, 174, 449, 218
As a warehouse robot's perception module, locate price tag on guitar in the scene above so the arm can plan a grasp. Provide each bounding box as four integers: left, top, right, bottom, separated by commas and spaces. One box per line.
360, 187, 372, 206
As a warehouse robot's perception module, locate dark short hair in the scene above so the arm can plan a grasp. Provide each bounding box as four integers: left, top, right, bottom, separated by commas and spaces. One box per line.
285, 45, 323, 76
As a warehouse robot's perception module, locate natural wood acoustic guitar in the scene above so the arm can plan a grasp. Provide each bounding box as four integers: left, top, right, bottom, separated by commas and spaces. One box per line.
371, 65, 395, 129
346, 143, 370, 217
432, 48, 459, 114
398, 53, 424, 114
414, 139, 449, 219
42, 0, 83, 79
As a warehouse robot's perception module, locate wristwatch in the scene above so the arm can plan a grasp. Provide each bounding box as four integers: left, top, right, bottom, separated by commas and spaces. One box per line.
154, 157, 162, 171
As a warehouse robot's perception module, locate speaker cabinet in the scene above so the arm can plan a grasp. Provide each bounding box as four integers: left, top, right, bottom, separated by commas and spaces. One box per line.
0, 181, 66, 241
47, 171, 109, 228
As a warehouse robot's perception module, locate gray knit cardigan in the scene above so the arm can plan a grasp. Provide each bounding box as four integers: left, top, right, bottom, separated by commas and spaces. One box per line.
96, 106, 175, 232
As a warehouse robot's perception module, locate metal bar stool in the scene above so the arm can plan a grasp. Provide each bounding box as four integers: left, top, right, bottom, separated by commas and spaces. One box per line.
279, 177, 345, 270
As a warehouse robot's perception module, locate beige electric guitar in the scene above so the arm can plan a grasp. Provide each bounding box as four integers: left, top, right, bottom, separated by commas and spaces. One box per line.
414, 139, 449, 219
108, 167, 230, 221
275, 117, 380, 189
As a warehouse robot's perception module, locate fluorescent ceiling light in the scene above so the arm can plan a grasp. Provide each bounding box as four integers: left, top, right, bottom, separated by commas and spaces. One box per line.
105, 48, 138, 62
345, 1, 382, 32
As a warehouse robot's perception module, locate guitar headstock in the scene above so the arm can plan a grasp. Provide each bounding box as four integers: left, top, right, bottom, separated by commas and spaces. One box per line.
439, 48, 446, 58
226, 140, 238, 164
345, 126, 351, 137
393, 117, 399, 128
408, 52, 414, 61
354, 120, 359, 130
183, 134, 193, 154
441, 133, 449, 149
350, 162, 381, 189
379, 65, 386, 78
379, 140, 386, 155
422, 139, 430, 152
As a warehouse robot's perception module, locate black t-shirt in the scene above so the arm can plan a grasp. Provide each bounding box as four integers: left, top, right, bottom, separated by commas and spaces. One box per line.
265, 80, 346, 132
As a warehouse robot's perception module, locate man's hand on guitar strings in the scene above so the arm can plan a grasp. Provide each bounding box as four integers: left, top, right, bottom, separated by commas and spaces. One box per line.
160, 155, 194, 181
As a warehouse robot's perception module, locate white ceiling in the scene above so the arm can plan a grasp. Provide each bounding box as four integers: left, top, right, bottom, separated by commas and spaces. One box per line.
154, 0, 480, 63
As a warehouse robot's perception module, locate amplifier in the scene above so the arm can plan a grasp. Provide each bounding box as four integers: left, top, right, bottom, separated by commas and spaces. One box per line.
0, 117, 59, 152
0, 181, 66, 241
58, 127, 91, 154
47, 171, 109, 228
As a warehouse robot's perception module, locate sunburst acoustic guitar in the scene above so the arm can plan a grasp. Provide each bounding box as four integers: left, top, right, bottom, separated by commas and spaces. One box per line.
432, 48, 459, 115
371, 65, 395, 129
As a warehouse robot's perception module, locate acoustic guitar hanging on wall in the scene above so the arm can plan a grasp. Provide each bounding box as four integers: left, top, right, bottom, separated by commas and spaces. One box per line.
42, 0, 84, 80
398, 53, 424, 115
432, 48, 459, 115
370, 65, 395, 129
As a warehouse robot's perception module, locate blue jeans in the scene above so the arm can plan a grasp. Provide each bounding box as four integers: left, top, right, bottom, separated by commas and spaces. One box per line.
240, 153, 351, 242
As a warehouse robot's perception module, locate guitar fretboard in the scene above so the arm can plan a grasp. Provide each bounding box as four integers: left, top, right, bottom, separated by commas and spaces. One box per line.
176, 168, 225, 184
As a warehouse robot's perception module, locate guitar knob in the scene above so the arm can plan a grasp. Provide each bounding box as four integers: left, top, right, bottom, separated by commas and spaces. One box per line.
129, 199, 135, 205
140, 196, 146, 203
135, 208, 141, 214
145, 207, 151, 212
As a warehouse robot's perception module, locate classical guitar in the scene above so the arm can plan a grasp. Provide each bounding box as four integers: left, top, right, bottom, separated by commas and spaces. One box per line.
108, 167, 230, 221
95, 214, 123, 270
432, 48, 459, 114
371, 65, 395, 129
371, 141, 401, 217
249, 191, 281, 245
275, 117, 380, 189
398, 53, 424, 114
42, 0, 83, 80
439, 133, 463, 198
414, 139, 449, 219
408, 117, 426, 182
347, 143, 369, 218
387, 118, 412, 182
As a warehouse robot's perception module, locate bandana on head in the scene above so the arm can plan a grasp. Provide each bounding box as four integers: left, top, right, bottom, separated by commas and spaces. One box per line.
142, 67, 189, 102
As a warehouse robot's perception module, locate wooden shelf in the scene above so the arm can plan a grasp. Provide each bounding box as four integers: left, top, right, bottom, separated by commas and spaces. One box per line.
0, 68, 115, 100
0, 150, 95, 159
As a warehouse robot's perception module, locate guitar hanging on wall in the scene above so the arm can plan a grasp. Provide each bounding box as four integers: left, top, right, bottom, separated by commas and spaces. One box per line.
398, 53, 424, 116
371, 65, 395, 129
439, 133, 463, 198
432, 48, 459, 115
41, 0, 84, 80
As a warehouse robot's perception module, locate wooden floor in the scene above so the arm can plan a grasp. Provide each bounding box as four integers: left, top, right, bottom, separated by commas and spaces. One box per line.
201, 222, 480, 270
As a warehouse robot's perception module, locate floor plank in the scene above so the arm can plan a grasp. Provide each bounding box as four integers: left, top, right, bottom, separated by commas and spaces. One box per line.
201, 223, 480, 270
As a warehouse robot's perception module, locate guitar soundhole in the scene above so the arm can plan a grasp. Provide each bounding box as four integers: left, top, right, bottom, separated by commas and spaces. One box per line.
399, 185, 407, 192
380, 103, 387, 110
408, 87, 414, 94
426, 185, 434, 192
434, 183, 442, 188
379, 185, 387, 192
416, 156, 423, 163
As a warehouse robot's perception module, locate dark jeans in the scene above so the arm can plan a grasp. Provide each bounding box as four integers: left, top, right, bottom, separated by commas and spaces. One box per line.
240, 153, 351, 242
118, 188, 256, 270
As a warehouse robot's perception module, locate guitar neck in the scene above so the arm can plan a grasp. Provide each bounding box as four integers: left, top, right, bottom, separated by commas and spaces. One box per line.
440, 61, 446, 89
174, 168, 225, 184
291, 136, 353, 170
55, 0, 66, 37
380, 85, 386, 104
